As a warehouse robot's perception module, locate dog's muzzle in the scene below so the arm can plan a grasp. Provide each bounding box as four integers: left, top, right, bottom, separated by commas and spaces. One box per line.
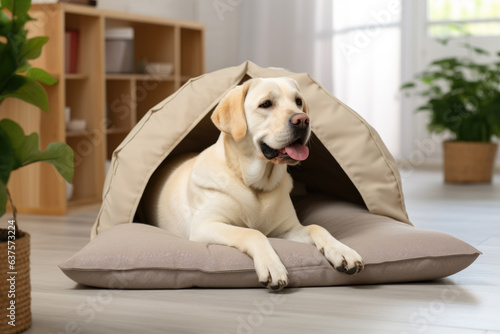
260, 113, 311, 163
260, 137, 310, 162
260, 134, 310, 163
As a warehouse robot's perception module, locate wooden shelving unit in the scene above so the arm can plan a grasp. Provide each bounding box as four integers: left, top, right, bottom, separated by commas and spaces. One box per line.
0, 3, 205, 215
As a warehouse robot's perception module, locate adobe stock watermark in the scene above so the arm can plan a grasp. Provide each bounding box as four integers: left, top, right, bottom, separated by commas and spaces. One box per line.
339, 0, 401, 63
5, 219, 17, 328
224, 252, 318, 334
396, 133, 442, 179
394, 101, 476, 179
47, 269, 139, 334
400, 281, 463, 333
213, 0, 244, 21
223, 293, 286, 334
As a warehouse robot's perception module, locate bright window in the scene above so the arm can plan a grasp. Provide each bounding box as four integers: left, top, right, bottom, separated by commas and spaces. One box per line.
428, 0, 500, 36
332, 0, 402, 156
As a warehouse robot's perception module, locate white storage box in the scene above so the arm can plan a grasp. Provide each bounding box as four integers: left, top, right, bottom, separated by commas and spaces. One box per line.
105, 28, 134, 73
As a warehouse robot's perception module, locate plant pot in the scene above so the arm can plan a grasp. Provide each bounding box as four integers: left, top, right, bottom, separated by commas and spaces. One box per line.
443, 141, 498, 183
0, 229, 31, 333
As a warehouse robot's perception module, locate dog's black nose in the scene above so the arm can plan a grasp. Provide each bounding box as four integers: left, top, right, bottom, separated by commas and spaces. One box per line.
290, 113, 310, 130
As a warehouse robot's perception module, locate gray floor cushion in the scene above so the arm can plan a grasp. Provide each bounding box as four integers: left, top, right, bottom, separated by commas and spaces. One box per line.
60, 196, 480, 289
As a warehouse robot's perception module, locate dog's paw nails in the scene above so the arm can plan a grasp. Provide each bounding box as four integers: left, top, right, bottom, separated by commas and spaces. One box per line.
255, 257, 288, 291
269, 280, 287, 291
260, 275, 287, 291
339, 261, 364, 275
336, 265, 347, 273
322, 244, 363, 276
345, 266, 358, 275
335, 259, 348, 273
352, 261, 364, 274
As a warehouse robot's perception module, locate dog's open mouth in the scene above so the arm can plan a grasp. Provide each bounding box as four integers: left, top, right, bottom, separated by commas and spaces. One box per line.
260, 139, 309, 162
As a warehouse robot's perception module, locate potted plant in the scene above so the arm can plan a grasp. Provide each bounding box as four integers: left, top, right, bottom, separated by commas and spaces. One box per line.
402, 37, 500, 183
1, 0, 74, 332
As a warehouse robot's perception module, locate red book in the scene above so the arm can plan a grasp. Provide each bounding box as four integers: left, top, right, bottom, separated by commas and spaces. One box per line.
64, 31, 70, 73
65, 30, 79, 73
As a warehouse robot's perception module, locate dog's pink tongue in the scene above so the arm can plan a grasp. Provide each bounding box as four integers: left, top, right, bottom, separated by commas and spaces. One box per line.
285, 143, 309, 161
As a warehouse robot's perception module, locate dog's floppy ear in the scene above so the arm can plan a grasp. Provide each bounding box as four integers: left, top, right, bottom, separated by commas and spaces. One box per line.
211, 81, 251, 142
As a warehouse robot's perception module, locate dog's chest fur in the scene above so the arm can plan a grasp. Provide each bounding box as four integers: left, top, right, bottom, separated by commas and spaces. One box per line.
232, 171, 294, 235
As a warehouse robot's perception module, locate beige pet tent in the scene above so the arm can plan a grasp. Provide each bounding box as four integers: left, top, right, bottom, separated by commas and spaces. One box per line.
91, 61, 410, 238
60, 62, 479, 289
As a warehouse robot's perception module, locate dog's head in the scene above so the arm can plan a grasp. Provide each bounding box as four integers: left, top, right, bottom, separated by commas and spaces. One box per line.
212, 77, 311, 165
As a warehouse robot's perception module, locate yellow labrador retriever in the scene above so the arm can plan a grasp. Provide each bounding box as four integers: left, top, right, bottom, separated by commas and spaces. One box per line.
144, 77, 363, 290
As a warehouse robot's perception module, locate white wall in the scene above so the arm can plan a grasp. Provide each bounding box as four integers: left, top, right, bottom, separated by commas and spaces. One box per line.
196, 0, 242, 72
237, 0, 333, 90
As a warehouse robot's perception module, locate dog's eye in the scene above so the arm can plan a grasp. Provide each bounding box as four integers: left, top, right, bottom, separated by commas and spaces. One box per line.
296, 98, 303, 107
259, 100, 272, 109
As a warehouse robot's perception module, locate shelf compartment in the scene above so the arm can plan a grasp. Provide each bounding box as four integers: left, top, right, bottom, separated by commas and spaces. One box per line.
134, 23, 176, 74
65, 79, 96, 132
105, 78, 135, 157
180, 28, 204, 78
66, 134, 105, 204
106, 131, 129, 160
65, 13, 102, 76
136, 80, 175, 122
106, 79, 136, 131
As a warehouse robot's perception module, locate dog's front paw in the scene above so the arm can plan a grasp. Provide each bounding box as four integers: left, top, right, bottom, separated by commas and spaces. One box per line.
321, 243, 364, 275
254, 253, 289, 291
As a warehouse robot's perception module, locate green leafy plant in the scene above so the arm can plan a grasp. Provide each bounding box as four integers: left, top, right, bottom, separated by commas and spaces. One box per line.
401, 37, 500, 142
0, 0, 74, 228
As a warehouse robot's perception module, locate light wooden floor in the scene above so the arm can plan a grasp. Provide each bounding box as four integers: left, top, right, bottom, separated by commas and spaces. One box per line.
15, 169, 500, 333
